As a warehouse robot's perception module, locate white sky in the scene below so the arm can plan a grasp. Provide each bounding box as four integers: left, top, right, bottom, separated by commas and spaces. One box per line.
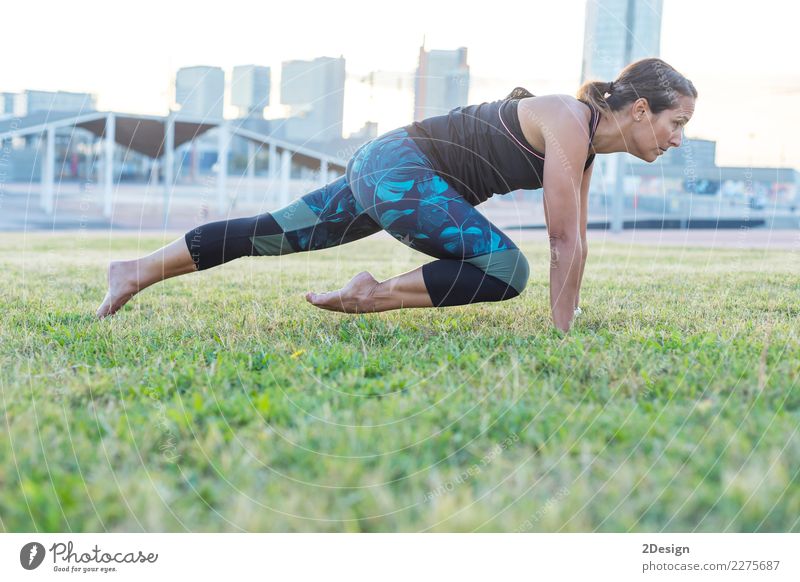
3, 0, 799, 169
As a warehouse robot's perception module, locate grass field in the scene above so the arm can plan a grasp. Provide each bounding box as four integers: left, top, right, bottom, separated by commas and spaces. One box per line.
1, 232, 798, 532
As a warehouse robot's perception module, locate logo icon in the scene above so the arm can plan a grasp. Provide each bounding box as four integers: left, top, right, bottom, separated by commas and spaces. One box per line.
20, 542, 46, 570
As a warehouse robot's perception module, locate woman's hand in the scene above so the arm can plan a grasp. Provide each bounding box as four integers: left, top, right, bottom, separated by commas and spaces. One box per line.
549, 236, 582, 332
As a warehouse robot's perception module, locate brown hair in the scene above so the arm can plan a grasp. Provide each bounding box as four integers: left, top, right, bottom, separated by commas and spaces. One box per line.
576, 58, 697, 114
504, 87, 535, 100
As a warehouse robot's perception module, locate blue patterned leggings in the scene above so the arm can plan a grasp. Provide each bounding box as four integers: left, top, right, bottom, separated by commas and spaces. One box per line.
184, 128, 530, 307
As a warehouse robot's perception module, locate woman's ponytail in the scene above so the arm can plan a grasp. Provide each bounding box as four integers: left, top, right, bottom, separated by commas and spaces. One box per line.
576, 80, 613, 111
504, 87, 535, 100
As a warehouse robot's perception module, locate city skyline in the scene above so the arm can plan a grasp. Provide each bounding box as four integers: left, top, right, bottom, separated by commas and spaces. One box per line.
2, 0, 798, 169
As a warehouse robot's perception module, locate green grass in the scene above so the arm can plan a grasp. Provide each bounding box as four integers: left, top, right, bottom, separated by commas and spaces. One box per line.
1, 232, 799, 532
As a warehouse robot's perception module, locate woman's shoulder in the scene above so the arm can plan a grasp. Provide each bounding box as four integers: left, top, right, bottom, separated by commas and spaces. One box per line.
516, 94, 594, 155
518, 94, 592, 122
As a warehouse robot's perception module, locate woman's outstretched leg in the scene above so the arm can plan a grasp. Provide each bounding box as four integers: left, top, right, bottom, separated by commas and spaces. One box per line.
96, 175, 383, 318
96, 236, 196, 318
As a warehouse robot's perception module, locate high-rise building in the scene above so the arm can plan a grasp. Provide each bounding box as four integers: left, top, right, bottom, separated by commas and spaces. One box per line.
24, 90, 96, 115
580, 0, 663, 230
280, 56, 345, 142
175, 66, 225, 120
231, 65, 271, 118
1, 92, 17, 116
581, 0, 663, 83
414, 45, 469, 122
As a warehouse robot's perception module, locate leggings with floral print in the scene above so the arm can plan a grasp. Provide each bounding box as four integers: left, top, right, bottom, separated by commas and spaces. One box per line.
184, 127, 529, 307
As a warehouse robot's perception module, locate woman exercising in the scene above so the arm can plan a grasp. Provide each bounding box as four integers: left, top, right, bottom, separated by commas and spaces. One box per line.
97, 57, 696, 331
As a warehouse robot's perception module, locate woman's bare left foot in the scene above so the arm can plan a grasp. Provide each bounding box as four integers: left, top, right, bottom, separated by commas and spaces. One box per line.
96, 260, 141, 318
305, 271, 380, 313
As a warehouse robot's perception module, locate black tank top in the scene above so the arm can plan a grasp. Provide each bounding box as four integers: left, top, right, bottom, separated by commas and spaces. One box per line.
405, 97, 600, 205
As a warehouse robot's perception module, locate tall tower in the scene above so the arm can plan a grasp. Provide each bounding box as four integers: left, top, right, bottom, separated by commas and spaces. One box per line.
174, 66, 225, 120
280, 56, 346, 142
581, 0, 663, 231
414, 45, 470, 121
0, 92, 16, 116
23, 90, 96, 114
581, 0, 663, 83
231, 65, 271, 118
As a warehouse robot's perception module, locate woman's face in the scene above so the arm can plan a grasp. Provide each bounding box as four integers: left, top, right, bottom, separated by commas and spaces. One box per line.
630, 94, 696, 162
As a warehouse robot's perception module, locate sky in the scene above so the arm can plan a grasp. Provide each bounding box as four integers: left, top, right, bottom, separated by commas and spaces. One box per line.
2, 0, 799, 169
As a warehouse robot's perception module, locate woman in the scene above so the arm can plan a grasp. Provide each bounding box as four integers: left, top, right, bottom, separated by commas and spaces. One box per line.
97, 58, 696, 331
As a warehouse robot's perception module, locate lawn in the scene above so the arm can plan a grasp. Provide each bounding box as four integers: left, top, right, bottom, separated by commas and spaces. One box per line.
1, 232, 798, 532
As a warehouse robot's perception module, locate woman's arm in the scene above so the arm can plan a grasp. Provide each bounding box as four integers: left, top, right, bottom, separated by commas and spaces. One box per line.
537, 102, 592, 332
575, 161, 594, 310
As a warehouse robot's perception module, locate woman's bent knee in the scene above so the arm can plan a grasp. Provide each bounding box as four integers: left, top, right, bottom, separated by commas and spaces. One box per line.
467, 248, 529, 297
422, 254, 528, 307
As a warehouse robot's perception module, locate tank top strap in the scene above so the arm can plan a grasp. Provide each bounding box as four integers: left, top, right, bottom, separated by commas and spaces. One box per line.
581, 102, 601, 170
587, 102, 601, 142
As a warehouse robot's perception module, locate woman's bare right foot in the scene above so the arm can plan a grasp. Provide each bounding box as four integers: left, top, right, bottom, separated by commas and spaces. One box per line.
305, 271, 380, 313
96, 260, 142, 318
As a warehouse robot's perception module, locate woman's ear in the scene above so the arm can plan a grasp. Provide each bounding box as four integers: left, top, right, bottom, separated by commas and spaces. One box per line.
633, 97, 649, 121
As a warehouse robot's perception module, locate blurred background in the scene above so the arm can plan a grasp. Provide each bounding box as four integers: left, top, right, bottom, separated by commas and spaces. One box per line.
1, 0, 797, 233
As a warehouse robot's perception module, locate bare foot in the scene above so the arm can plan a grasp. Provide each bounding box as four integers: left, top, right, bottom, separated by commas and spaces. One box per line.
96, 260, 141, 318
305, 271, 380, 313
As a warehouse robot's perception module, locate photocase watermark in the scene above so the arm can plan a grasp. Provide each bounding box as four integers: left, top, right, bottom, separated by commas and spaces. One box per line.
187, 174, 215, 266
735, 166, 755, 254
383, 229, 416, 275
19, 540, 159, 573
29, 365, 95, 402
145, 388, 181, 464
682, 138, 696, 195
519, 107, 576, 176
652, 59, 681, 107
584, 32, 616, 75
0, 119, 20, 213
73, 153, 97, 289
514, 486, 570, 532
422, 433, 519, 502
336, 141, 367, 162
20, 542, 46, 570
